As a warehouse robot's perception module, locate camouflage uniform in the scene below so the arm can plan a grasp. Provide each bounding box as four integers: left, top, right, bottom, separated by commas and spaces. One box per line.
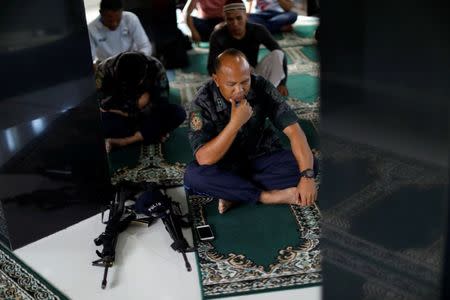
96, 52, 185, 144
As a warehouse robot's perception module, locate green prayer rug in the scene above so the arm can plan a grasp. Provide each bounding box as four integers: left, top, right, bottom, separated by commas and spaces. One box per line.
189, 195, 322, 299
300, 45, 319, 62
109, 144, 185, 187
0, 243, 68, 300
293, 25, 318, 38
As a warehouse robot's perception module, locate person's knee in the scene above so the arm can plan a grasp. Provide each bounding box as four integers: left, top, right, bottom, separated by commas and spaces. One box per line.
286, 11, 298, 23
270, 49, 285, 63
184, 162, 198, 188
192, 16, 202, 29
184, 162, 214, 190
101, 112, 133, 138
278, 150, 300, 174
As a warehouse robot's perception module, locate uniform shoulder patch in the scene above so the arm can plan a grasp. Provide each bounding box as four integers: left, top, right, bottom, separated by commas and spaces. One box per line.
95, 69, 104, 90
190, 111, 203, 131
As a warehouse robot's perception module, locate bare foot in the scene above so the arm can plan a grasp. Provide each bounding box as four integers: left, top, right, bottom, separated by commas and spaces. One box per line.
218, 199, 237, 214
260, 187, 298, 205
280, 24, 294, 32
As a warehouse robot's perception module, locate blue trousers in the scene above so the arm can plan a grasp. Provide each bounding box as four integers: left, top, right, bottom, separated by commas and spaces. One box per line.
184, 149, 306, 204
248, 10, 298, 34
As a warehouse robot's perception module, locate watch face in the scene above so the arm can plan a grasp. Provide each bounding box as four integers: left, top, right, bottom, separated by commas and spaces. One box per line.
302, 169, 315, 178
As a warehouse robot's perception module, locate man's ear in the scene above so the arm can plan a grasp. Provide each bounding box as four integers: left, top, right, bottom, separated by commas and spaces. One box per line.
212, 73, 219, 87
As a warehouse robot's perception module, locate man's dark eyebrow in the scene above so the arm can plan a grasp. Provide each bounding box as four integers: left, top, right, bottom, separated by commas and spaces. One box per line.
225, 78, 249, 85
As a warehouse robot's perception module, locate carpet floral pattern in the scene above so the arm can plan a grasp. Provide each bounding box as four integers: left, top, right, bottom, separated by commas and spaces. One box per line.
0, 244, 67, 300
111, 144, 185, 187
189, 195, 322, 298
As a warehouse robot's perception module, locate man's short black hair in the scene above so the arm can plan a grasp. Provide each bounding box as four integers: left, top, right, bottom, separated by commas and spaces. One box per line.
116, 52, 148, 86
213, 48, 248, 74
100, 0, 123, 12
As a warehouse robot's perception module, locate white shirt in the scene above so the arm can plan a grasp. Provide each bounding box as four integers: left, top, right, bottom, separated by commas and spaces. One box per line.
88, 11, 152, 62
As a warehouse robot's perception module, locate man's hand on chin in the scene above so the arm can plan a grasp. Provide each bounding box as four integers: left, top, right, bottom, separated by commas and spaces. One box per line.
277, 84, 289, 96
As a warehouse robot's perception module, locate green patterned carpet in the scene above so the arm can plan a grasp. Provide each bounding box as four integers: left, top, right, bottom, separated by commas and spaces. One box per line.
109, 144, 185, 187
189, 195, 321, 299
0, 243, 68, 300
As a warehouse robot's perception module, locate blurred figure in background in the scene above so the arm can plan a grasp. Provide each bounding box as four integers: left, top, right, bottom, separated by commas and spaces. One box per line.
182, 0, 227, 42
208, 0, 290, 96
123, 0, 191, 69
88, 0, 152, 64
247, 0, 298, 33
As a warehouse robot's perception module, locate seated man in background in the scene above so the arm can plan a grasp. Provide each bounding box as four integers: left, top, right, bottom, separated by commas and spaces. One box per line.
123, 0, 192, 69
208, 0, 290, 96
96, 52, 186, 152
88, 0, 152, 64
182, 0, 227, 43
247, 0, 298, 34
185, 49, 317, 214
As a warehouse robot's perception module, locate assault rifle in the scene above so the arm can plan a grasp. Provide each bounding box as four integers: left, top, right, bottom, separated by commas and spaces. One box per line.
92, 181, 193, 289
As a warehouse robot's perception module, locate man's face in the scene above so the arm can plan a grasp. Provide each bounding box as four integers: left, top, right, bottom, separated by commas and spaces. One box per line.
213, 57, 251, 102
100, 9, 122, 31
224, 10, 247, 39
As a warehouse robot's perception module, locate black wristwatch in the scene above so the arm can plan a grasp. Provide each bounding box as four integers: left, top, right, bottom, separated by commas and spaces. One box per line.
300, 168, 315, 179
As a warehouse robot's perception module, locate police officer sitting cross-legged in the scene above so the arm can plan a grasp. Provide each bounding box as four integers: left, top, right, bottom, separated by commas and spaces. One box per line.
184, 49, 317, 214
96, 51, 186, 152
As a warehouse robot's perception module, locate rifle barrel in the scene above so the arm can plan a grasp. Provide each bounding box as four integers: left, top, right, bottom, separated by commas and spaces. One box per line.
101, 265, 109, 289
182, 252, 192, 272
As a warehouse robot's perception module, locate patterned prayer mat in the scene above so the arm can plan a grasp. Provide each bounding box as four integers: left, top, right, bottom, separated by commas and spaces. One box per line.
189, 195, 321, 299
0, 243, 68, 300
110, 144, 185, 187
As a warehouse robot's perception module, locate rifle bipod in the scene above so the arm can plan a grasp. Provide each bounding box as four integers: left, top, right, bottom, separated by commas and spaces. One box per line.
138, 189, 195, 272
92, 182, 194, 289
160, 200, 195, 271
92, 255, 113, 289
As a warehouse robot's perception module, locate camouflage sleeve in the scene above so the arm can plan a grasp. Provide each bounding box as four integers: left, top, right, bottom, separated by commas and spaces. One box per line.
187, 100, 215, 155
264, 79, 298, 131
153, 60, 170, 104
95, 62, 113, 108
